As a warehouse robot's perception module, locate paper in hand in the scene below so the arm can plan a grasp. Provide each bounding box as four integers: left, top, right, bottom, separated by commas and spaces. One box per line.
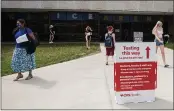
16, 34, 29, 43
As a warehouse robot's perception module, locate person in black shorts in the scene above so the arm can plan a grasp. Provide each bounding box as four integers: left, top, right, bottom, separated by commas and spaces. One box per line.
85, 26, 92, 49
49, 25, 55, 44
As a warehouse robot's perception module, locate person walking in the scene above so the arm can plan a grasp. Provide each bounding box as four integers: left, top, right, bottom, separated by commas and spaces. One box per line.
104, 26, 116, 65
11, 19, 36, 81
85, 25, 92, 49
49, 25, 55, 44
152, 21, 169, 68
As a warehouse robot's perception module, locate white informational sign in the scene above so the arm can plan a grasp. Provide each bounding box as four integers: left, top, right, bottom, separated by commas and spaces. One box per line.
134, 32, 143, 42
114, 42, 157, 104
114, 42, 156, 63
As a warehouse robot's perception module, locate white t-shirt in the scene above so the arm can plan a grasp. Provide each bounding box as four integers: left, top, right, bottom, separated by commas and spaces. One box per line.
157, 30, 163, 39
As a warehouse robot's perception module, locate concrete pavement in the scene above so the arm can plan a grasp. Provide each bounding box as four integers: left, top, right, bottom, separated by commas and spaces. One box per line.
1, 43, 173, 110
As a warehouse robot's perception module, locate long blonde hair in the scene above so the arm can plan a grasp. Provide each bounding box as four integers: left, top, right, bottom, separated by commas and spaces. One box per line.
152, 21, 163, 35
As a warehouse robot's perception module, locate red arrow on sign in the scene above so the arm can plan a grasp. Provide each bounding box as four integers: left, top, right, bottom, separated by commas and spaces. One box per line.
145, 46, 150, 59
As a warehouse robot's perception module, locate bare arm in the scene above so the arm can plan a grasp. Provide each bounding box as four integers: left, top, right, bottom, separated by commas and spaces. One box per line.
105, 33, 108, 39
50, 30, 54, 35
90, 27, 93, 31
112, 33, 116, 46
28, 33, 35, 40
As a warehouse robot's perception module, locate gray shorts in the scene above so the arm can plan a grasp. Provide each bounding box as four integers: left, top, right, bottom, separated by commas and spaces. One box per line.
154, 39, 164, 46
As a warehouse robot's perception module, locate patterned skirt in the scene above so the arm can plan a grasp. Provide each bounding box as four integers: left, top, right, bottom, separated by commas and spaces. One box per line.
11, 48, 36, 73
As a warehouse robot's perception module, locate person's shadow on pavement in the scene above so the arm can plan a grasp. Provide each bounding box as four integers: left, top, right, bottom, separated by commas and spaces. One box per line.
18, 76, 57, 89
122, 97, 173, 109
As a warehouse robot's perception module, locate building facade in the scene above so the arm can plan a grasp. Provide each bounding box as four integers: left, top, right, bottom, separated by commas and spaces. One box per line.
2, 1, 174, 42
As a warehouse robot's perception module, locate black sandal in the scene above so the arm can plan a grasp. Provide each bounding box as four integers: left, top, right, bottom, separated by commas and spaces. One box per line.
14, 74, 23, 81
25, 75, 33, 80
164, 64, 169, 68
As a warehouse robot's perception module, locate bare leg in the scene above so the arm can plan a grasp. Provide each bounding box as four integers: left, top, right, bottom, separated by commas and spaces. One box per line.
29, 70, 33, 76
156, 46, 159, 53
49, 34, 52, 43
112, 56, 114, 63
159, 45, 168, 67
88, 36, 91, 49
14, 72, 23, 81
51, 35, 54, 43
25, 70, 33, 80
106, 56, 109, 65
85, 35, 89, 49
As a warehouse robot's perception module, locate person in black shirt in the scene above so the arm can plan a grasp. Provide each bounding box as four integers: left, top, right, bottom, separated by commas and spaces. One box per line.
85, 26, 93, 49
49, 25, 55, 44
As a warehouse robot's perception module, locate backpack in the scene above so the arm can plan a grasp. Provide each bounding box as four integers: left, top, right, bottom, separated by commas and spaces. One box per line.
105, 33, 113, 48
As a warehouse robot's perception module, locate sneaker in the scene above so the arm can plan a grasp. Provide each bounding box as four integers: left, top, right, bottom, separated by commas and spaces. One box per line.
106, 62, 108, 65
164, 64, 169, 68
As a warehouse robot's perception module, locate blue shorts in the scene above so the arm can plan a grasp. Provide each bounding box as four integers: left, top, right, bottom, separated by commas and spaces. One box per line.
155, 39, 164, 46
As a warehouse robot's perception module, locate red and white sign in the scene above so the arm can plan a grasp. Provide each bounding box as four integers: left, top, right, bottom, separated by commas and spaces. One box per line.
114, 42, 157, 104
114, 43, 156, 62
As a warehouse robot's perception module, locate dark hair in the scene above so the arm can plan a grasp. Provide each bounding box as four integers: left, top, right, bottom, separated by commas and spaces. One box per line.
12, 19, 26, 35
17, 19, 26, 27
